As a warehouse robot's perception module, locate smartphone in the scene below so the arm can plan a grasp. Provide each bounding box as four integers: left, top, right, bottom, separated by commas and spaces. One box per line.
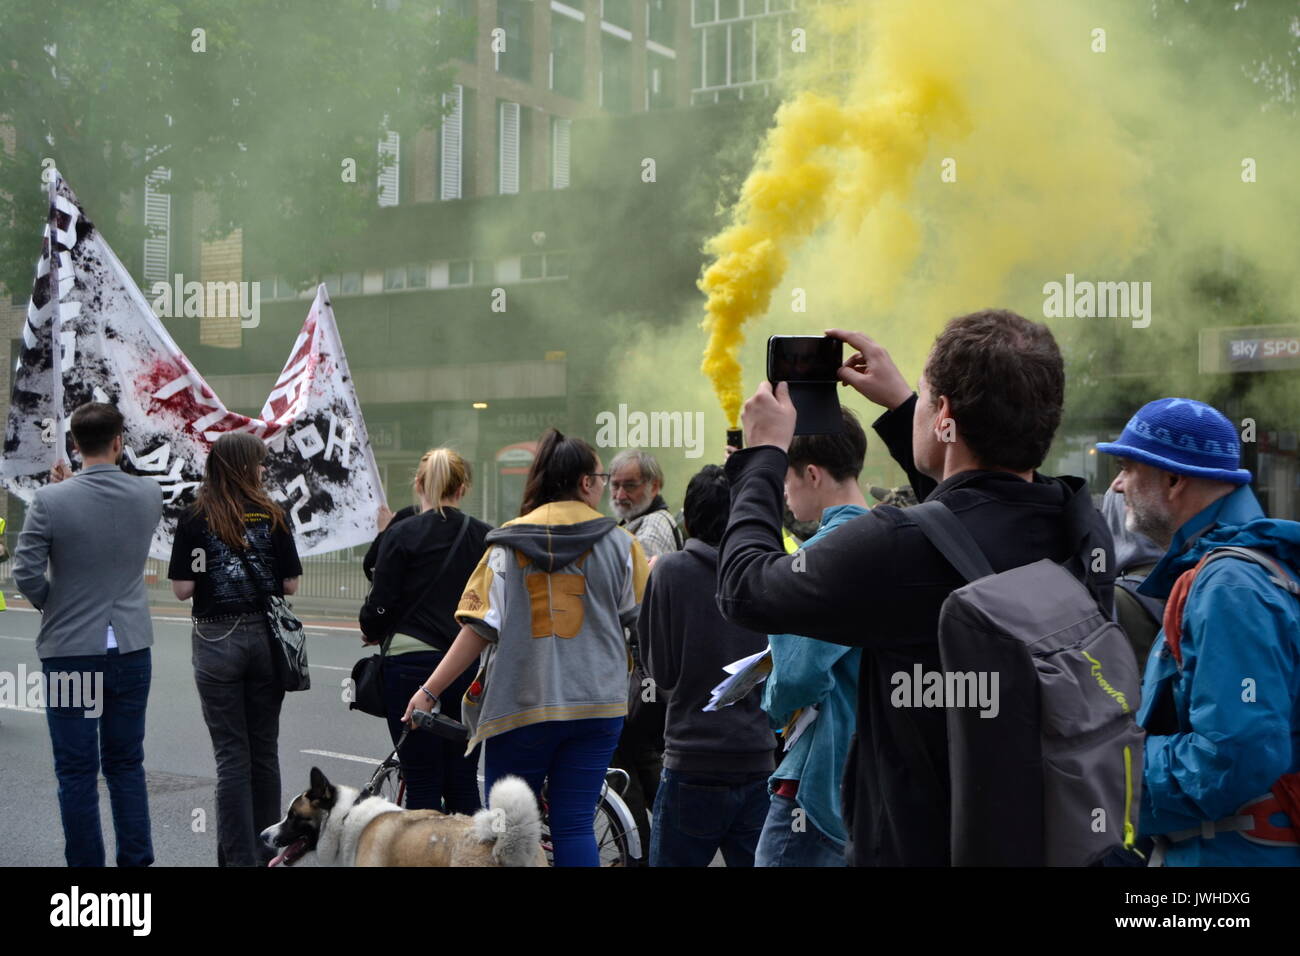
767, 335, 843, 384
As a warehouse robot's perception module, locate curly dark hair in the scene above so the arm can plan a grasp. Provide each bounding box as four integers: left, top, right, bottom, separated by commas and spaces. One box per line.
922, 309, 1064, 473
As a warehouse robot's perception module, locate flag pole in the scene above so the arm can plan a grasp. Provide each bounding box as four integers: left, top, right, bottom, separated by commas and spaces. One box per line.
47, 174, 66, 471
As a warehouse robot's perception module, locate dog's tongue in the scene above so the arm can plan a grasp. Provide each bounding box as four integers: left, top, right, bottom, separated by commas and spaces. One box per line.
268, 838, 308, 867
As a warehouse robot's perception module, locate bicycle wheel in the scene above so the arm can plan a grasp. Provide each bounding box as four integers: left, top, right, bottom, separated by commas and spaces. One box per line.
538, 796, 633, 867
592, 798, 634, 867
373, 760, 404, 806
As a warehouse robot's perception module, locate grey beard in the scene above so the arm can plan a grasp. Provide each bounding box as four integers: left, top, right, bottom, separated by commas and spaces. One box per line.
1126, 505, 1176, 551
613, 499, 651, 522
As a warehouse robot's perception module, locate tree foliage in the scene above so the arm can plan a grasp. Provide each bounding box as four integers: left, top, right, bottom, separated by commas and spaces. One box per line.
0, 0, 469, 295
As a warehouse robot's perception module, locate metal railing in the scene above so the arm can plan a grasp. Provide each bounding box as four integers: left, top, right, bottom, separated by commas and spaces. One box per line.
0, 533, 370, 610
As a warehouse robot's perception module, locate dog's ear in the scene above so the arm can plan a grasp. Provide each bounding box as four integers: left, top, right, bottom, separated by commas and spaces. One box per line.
308, 766, 336, 807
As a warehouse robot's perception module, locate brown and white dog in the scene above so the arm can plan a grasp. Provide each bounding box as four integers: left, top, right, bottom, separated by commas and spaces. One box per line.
261, 767, 548, 867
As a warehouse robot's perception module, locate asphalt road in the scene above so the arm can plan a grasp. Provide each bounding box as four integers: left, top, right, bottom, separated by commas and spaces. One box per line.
0, 605, 397, 867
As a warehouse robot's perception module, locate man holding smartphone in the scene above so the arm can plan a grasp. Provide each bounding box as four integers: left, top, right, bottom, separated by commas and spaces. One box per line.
716, 310, 1115, 866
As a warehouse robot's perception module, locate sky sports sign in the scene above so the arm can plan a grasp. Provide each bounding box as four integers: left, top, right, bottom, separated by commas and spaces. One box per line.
1200, 325, 1300, 374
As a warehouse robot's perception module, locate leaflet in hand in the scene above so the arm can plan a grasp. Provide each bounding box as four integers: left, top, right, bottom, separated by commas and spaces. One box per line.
703, 648, 772, 711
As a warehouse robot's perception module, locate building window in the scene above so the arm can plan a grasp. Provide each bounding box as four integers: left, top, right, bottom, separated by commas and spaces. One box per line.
142, 167, 171, 284
545, 252, 568, 278
438, 0, 477, 63
322, 274, 340, 297
647, 0, 675, 46
704, 25, 726, 88
341, 272, 362, 295
498, 101, 520, 194
521, 253, 544, 280
718, 0, 739, 20
384, 267, 405, 291
407, 264, 428, 288
449, 260, 472, 285
602, 0, 631, 29
732, 19, 753, 84
600, 35, 631, 113
755, 14, 778, 80
378, 128, 400, 207
440, 85, 463, 200
551, 117, 571, 189
647, 51, 676, 109
496, 0, 533, 83
550, 12, 585, 100
693, 0, 715, 26
474, 259, 494, 284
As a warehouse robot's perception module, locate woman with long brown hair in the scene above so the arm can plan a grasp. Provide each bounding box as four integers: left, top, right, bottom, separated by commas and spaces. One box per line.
167, 432, 302, 866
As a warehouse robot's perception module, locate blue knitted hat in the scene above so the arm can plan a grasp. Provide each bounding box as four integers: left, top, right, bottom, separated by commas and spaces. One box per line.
1096, 398, 1251, 485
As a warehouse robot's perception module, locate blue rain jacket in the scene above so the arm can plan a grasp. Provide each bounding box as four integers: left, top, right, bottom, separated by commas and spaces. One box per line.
1136, 484, 1300, 865
763, 504, 867, 847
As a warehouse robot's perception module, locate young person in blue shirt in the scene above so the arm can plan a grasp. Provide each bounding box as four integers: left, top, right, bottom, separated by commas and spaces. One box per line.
756, 407, 870, 866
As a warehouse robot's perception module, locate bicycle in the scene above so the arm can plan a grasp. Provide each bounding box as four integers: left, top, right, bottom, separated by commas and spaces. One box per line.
361, 719, 644, 866
537, 767, 642, 867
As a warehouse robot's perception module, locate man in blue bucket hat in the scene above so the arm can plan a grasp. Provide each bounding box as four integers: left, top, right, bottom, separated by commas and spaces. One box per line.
1098, 398, 1300, 866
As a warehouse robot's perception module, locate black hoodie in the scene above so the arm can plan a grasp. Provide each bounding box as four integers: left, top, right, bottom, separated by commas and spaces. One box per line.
717, 393, 1115, 866
640, 539, 776, 774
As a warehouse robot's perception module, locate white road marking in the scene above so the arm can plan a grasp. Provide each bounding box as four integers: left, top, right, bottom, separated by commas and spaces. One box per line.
300, 749, 376, 765
0, 702, 45, 713
0, 635, 33, 641
309, 664, 350, 672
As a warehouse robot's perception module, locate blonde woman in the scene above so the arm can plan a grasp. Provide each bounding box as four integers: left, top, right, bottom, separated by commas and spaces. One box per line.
359, 449, 492, 812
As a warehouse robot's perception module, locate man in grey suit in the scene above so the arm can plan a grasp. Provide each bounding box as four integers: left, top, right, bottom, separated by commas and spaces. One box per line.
14, 402, 163, 866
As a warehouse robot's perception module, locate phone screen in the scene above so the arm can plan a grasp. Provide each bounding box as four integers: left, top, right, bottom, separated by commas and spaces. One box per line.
767, 335, 843, 384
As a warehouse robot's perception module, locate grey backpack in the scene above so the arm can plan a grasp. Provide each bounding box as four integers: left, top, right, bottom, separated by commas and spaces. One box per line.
910, 501, 1145, 866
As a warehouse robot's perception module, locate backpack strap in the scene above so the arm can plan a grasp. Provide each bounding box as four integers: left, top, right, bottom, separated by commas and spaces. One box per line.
1201, 546, 1300, 597
1163, 545, 1300, 668
908, 501, 995, 584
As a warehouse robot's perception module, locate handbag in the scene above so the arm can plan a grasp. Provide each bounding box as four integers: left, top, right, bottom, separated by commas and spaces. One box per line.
351, 511, 471, 718
234, 542, 310, 693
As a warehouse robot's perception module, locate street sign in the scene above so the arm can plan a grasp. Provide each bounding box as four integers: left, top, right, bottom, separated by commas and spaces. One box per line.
1199, 324, 1300, 374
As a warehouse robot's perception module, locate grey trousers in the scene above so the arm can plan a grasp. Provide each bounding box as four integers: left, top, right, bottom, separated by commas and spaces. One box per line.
192, 613, 285, 867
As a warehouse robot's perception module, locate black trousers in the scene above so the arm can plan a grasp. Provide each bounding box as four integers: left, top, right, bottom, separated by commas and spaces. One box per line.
610, 660, 666, 855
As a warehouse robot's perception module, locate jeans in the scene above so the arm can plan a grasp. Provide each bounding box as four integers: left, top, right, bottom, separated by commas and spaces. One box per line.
484, 716, 623, 867
43, 647, 153, 867
754, 792, 848, 867
650, 767, 769, 868
192, 614, 285, 867
382, 650, 480, 813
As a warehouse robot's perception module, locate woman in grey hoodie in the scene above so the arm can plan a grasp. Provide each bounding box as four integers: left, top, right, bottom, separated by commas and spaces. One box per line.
403, 428, 649, 866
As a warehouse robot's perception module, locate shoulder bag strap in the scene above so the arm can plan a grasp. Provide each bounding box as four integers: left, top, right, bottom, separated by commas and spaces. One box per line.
232, 539, 272, 609
383, 511, 472, 656
908, 500, 995, 584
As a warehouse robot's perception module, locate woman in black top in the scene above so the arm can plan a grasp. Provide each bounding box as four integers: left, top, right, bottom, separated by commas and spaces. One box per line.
359, 448, 491, 812
167, 432, 302, 866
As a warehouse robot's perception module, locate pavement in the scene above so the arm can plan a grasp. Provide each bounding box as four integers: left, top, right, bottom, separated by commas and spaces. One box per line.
0, 602, 397, 867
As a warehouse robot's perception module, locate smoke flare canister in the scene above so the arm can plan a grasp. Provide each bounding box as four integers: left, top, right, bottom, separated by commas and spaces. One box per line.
727, 428, 744, 450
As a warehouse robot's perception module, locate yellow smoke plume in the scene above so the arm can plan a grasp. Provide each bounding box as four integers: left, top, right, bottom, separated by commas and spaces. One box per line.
699, 1, 971, 426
